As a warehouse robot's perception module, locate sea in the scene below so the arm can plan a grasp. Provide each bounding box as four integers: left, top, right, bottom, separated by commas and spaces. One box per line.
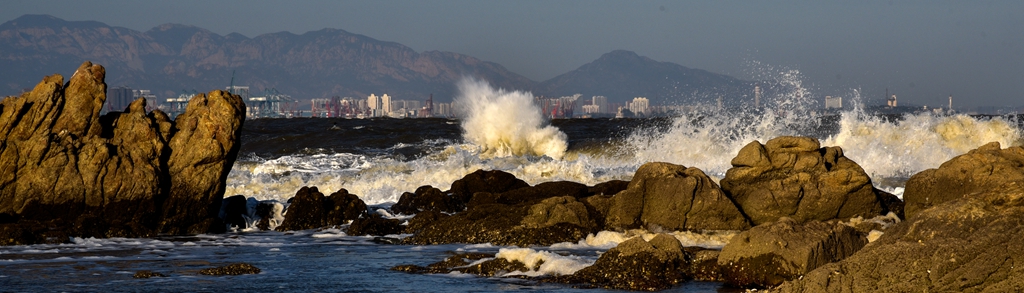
1, 77, 1021, 292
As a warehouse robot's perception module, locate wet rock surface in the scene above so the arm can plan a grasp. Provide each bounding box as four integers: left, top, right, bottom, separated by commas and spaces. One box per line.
347, 214, 403, 236
275, 187, 368, 231
0, 62, 245, 244
903, 142, 1024, 218
718, 218, 867, 288
198, 263, 261, 276
391, 185, 459, 215
771, 182, 1024, 293
720, 136, 884, 225
605, 162, 751, 231
554, 234, 691, 291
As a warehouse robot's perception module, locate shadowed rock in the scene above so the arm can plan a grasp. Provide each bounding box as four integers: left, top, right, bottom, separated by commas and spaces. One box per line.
198, 263, 261, 276
718, 218, 867, 288
276, 186, 368, 231
771, 182, 1024, 293
720, 136, 884, 226
348, 214, 403, 236
903, 142, 1024, 218
391, 185, 459, 215
447, 169, 529, 208
553, 234, 690, 291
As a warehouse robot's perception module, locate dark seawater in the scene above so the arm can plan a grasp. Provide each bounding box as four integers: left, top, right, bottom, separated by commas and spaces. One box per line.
3, 112, 1021, 292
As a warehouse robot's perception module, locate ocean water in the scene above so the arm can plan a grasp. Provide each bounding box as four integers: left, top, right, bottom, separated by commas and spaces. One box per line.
2, 76, 1022, 291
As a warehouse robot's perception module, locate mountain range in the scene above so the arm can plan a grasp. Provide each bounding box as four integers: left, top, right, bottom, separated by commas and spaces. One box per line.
1, 14, 753, 105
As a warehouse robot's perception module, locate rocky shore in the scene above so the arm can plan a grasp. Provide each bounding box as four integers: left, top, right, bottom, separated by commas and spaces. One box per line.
2, 63, 1022, 291
0, 62, 245, 244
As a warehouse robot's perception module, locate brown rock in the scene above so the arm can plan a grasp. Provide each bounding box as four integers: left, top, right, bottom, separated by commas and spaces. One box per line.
0, 62, 245, 243
772, 182, 1024, 293
721, 136, 884, 226
555, 233, 690, 291
521, 196, 594, 229
606, 162, 751, 231
718, 218, 867, 288
161, 89, 246, 234
276, 186, 327, 231
324, 188, 368, 224
903, 142, 1024, 218
198, 263, 261, 276
347, 214, 403, 236
447, 169, 529, 207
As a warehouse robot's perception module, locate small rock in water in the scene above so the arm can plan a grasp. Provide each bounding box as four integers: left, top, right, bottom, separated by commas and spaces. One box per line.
133, 270, 166, 278
199, 263, 261, 276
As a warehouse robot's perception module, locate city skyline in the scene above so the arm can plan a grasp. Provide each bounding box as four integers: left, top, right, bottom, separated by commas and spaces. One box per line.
3, 1, 1022, 108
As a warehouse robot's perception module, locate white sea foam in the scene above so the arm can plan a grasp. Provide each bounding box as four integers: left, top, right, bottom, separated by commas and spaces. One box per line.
455, 77, 568, 160
495, 248, 595, 277
551, 230, 739, 250
823, 111, 1021, 182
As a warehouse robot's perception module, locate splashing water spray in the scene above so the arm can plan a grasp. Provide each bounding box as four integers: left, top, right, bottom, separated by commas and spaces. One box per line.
455, 78, 568, 159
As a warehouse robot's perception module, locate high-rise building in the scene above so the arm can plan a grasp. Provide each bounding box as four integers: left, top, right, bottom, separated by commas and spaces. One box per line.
381, 94, 392, 116
629, 97, 649, 116
367, 94, 380, 116
592, 96, 608, 113
108, 86, 133, 112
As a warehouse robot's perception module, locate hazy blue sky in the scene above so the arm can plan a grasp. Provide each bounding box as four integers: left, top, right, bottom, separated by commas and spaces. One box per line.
4, 0, 1022, 107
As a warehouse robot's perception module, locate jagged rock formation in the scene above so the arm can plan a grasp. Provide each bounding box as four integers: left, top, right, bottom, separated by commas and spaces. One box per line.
771, 182, 1024, 292
0, 62, 245, 244
903, 141, 1024, 218
720, 136, 885, 225
718, 218, 867, 288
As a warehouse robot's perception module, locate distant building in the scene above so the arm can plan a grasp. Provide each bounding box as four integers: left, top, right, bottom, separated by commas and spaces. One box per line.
582, 104, 600, 114
108, 86, 133, 112
824, 96, 842, 109
754, 85, 762, 108
381, 94, 392, 116
367, 94, 381, 117
887, 94, 898, 108
629, 97, 649, 116
592, 96, 608, 113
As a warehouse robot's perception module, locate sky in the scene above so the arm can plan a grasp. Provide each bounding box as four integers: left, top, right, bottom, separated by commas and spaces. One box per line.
3, 0, 1022, 108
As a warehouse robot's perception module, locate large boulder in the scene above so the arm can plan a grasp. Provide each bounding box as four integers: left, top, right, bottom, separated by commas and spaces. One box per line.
0, 62, 245, 243
720, 136, 884, 226
605, 162, 751, 231
718, 218, 867, 288
903, 142, 1024, 218
771, 182, 1024, 293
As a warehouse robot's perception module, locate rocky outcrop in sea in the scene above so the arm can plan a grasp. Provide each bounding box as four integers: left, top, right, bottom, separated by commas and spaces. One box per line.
0, 62, 245, 245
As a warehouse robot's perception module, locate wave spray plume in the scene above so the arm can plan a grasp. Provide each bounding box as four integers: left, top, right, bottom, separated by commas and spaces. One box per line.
455, 78, 568, 159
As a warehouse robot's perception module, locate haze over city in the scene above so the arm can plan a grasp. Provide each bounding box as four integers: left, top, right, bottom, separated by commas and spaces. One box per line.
3, 0, 1022, 108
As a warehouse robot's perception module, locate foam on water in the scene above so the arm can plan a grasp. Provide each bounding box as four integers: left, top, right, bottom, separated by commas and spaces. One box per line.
495, 247, 595, 277
823, 110, 1021, 181
550, 230, 739, 250
455, 78, 568, 160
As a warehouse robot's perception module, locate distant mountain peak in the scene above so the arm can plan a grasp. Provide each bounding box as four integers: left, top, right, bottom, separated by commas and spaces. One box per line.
1, 14, 106, 30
